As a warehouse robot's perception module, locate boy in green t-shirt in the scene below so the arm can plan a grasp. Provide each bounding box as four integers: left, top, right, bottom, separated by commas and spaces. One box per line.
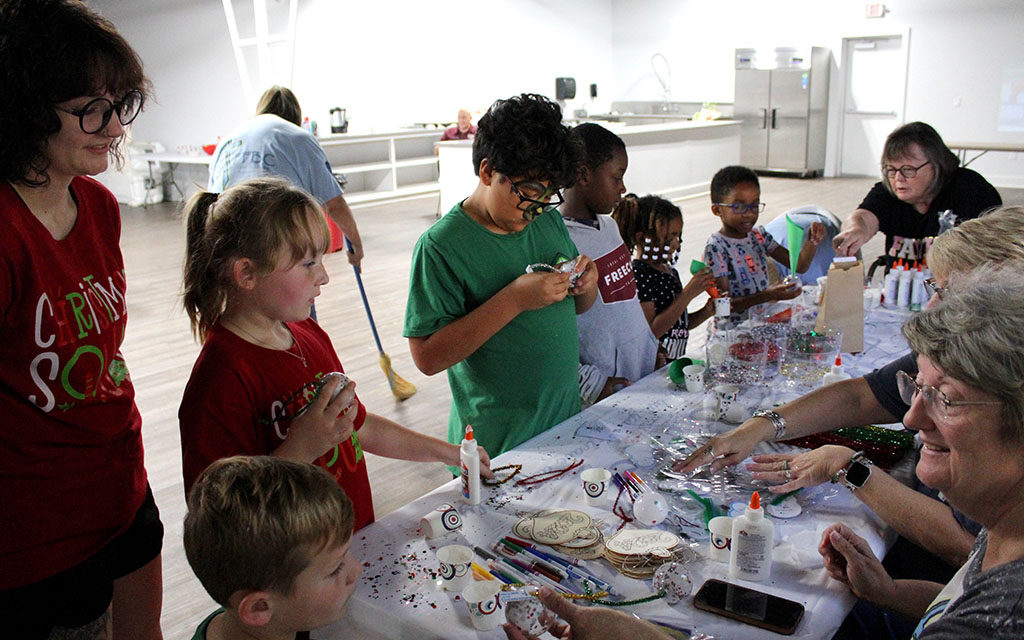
404, 93, 598, 463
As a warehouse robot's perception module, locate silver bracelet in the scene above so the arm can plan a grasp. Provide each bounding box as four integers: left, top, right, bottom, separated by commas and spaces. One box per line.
752, 409, 787, 441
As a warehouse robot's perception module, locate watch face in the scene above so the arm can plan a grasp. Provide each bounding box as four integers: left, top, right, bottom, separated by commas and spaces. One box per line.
846, 461, 872, 487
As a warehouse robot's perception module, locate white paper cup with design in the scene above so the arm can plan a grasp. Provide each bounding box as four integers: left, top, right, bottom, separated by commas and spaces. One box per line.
437, 544, 473, 592
683, 364, 705, 393
581, 468, 612, 506
420, 502, 463, 538
714, 296, 732, 317
708, 516, 734, 561
714, 383, 740, 420
462, 580, 503, 630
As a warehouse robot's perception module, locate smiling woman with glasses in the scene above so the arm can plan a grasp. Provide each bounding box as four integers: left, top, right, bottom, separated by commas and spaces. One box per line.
0, 2, 164, 639
832, 122, 1001, 266
55, 89, 145, 135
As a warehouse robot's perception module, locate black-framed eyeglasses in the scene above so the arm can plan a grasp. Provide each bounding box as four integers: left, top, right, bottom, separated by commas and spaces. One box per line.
882, 161, 930, 180
896, 369, 1000, 419
56, 90, 144, 134
507, 178, 563, 221
713, 202, 766, 215
923, 277, 946, 301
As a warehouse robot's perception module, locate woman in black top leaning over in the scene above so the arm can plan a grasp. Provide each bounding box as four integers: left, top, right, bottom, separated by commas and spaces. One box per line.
832, 121, 1001, 267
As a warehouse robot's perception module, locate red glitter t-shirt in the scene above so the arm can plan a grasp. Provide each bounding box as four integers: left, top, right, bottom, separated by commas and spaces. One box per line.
179, 319, 374, 530
0, 177, 146, 589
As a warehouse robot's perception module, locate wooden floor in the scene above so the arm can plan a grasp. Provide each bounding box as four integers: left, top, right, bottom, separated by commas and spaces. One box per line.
118, 176, 1022, 638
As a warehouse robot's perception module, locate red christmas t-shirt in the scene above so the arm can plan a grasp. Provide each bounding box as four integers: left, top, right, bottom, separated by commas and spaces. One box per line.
179, 319, 375, 530
0, 177, 146, 589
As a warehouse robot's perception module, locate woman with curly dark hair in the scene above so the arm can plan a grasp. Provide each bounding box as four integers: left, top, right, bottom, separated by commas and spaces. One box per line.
0, 2, 163, 638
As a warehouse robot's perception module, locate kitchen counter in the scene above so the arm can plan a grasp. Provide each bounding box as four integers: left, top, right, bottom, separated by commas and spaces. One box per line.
437, 119, 740, 214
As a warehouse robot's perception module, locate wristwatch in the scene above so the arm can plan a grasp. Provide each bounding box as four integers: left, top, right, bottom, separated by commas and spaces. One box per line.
831, 451, 874, 490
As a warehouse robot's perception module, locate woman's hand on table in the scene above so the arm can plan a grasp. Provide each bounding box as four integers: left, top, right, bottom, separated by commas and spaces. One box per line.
746, 445, 855, 492
502, 587, 674, 640
672, 418, 772, 474
819, 522, 897, 606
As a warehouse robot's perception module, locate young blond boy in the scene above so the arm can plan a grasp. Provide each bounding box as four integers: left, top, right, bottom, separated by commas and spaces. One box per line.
184, 456, 359, 640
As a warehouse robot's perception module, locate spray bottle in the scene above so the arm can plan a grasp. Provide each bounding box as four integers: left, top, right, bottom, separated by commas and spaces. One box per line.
729, 491, 774, 581
460, 425, 481, 505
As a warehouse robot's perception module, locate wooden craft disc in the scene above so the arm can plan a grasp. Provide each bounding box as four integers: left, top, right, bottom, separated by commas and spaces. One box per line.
528, 510, 594, 545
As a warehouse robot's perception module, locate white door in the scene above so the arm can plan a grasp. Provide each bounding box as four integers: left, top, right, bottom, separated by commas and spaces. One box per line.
839, 34, 908, 177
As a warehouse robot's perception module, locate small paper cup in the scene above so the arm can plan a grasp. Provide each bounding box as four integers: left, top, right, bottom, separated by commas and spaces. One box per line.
714, 296, 732, 317
420, 502, 463, 539
437, 544, 473, 592
581, 468, 612, 506
462, 580, 503, 630
708, 516, 734, 562
683, 364, 705, 393
714, 383, 740, 420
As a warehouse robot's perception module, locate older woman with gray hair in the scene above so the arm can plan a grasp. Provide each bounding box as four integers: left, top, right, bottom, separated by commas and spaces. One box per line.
819, 266, 1024, 638
832, 121, 1001, 263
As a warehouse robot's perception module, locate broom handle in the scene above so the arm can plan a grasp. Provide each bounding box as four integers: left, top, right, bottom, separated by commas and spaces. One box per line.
346, 239, 385, 354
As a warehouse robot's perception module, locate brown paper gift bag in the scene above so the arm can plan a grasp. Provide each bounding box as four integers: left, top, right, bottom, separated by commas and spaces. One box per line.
815, 257, 864, 353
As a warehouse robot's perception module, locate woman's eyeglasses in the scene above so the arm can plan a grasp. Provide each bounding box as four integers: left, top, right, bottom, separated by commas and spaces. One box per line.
507, 178, 563, 221
56, 90, 144, 134
923, 277, 946, 301
896, 369, 1000, 419
882, 161, 930, 180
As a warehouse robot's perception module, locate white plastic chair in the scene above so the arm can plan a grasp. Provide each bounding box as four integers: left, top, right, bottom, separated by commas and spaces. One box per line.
763, 204, 857, 284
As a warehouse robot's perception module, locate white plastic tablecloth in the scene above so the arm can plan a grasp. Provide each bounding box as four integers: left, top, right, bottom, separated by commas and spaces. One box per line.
316, 306, 914, 640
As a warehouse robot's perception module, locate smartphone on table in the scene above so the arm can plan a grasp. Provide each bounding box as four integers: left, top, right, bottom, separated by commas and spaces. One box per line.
693, 578, 805, 635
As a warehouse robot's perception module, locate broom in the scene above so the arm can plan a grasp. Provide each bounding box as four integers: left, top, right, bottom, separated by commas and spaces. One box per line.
346, 239, 417, 400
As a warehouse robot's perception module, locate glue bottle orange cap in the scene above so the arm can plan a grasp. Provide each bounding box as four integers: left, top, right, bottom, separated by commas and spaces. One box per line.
465, 425, 474, 441
835, 354, 842, 367
750, 491, 761, 510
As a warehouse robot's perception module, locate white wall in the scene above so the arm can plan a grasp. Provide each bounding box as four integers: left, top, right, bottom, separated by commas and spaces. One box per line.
609, 0, 1024, 186
94, 0, 613, 146
95, 0, 1024, 187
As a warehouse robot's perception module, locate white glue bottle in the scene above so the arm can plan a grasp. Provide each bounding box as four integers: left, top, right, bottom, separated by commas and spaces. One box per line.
896, 263, 914, 309
882, 266, 900, 308
460, 425, 481, 505
823, 354, 852, 387
730, 491, 774, 581
910, 265, 926, 311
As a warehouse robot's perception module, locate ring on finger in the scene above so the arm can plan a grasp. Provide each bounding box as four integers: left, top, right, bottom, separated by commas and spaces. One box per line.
784, 469, 792, 480
781, 460, 789, 471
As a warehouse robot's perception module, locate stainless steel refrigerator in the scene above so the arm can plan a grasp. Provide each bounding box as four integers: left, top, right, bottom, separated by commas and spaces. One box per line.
734, 47, 830, 176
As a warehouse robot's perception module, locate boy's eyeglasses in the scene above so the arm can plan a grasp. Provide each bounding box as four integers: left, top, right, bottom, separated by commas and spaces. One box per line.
56, 89, 144, 134
923, 277, 946, 301
895, 369, 1000, 419
714, 202, 766, 215
508, 178, 563, 221
882, 161, 930, 180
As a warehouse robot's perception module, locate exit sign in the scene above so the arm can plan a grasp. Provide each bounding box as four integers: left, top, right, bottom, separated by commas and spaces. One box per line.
865, 3, 886, 18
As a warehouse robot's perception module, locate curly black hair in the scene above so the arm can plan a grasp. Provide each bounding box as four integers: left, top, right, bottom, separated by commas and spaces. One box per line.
573, 122, 625, 173
0, 0, 149, 186
710, 165, 760, 203
471, 93, 583, 190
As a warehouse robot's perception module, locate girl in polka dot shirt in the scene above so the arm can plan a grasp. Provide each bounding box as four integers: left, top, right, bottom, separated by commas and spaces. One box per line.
613, 195, 715, 365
